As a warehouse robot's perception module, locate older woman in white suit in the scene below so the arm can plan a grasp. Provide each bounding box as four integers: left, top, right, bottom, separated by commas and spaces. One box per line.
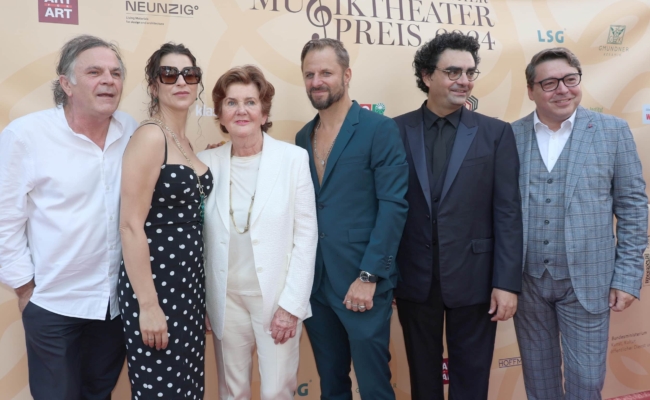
197, 65, 317, 400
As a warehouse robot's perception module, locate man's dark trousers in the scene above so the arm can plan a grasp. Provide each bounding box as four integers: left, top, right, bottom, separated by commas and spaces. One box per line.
304, 267, 395, 400
397, 279, 497, 400
22, 301, 125, 400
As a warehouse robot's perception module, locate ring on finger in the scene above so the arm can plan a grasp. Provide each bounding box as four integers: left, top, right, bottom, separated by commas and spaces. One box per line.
359, 305, 366, 309
346, 300, 352, 304
352, 304, 358, 308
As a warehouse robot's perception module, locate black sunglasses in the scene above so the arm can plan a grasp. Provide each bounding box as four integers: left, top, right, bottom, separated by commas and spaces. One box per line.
158, 66, 202, 85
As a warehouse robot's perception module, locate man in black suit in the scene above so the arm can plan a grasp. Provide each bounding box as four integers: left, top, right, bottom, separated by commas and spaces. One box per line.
394, 32, 523, 400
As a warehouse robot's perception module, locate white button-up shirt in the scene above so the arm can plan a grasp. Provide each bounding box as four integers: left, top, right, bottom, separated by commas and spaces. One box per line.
533, 110, 577, 172
0, 107, 138, 320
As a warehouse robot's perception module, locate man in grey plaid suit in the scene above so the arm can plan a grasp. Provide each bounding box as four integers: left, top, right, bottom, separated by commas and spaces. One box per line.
512, 47, 648, 400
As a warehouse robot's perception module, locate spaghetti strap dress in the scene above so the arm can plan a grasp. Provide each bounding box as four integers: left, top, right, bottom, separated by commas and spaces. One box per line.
118, 124, 213, 399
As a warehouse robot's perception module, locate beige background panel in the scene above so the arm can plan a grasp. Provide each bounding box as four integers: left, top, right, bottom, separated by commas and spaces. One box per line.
1, 0, 650, 399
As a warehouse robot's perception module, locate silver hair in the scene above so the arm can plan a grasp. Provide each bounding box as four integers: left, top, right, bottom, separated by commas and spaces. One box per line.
52, 35, 126, 106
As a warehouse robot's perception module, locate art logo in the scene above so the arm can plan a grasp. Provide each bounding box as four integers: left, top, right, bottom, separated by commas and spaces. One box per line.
39, 0, 79, 25
643, 104, 650, 125
360, 103, 386, 115
607, 25, 626, 44
464, 95, 478, 111
600, 24, 628, 57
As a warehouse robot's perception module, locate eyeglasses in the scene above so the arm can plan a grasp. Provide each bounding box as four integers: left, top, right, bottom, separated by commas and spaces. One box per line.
535, 73, 581, 92
434, 67, 480, 82
158, 66, 202, 85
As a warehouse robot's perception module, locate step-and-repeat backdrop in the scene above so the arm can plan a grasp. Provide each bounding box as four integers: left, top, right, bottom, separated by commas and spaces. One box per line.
1, 0, 649, 399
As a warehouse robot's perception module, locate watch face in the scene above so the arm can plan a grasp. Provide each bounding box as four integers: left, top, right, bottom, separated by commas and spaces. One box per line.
359, 271, 375, 282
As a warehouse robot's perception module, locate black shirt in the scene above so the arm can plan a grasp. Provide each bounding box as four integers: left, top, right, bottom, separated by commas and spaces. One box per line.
422, 103, 462, 182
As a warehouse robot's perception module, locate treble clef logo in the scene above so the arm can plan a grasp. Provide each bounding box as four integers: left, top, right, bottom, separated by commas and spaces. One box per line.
306, 0, 332, 39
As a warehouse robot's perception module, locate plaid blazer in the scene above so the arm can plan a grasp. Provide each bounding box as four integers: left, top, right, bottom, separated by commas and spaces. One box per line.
512, 106, 648, 313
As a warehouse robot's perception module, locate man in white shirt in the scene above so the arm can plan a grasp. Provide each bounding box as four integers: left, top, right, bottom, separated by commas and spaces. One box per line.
0, 35, 138, 400
511, 47, 648, 400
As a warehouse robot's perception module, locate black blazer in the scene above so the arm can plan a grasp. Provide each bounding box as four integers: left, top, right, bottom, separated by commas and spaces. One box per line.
394, 105, 523, 307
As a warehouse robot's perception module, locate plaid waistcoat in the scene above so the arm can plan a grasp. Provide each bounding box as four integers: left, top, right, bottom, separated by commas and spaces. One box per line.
525, 133, 572, 279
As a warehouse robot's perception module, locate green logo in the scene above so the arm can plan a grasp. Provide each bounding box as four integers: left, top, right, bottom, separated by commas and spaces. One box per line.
607, 25, 626, 45
372, 103, 386, 115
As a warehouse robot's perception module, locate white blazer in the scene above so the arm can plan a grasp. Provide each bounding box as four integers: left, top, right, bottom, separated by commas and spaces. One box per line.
197, 133, 318, 340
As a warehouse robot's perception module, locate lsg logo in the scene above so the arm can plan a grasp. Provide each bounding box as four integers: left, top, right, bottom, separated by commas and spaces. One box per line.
294, 382, 309, 396
39, 0, 79, 25
537, 30, 564, 43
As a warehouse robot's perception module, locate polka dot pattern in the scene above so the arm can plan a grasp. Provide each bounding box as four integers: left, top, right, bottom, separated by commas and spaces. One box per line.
119, 165, 212, 399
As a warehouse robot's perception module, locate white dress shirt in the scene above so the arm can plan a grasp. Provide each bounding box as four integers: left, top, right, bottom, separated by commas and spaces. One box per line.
0, 106, 138, 320
533, 110, 577, 172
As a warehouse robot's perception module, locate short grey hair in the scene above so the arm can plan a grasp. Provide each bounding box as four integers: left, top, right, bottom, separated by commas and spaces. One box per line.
300, 38, 350, 70
53, 35, 126, 106
525, 47, 581, 87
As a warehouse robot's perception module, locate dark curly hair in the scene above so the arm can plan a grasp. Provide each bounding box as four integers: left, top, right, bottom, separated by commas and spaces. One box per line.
212, 65, 275, 134
144, 42, 204, 117
413, 32, 481, 93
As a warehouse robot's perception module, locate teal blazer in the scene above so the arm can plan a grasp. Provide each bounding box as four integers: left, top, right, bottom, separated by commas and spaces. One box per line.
295, 101, 409, 298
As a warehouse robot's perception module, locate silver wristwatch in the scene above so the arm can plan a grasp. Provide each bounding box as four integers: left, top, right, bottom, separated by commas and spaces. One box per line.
359, 271, 378, 283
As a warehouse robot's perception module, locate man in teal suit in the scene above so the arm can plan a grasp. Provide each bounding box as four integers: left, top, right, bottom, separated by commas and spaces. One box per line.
295, 38, 408, 400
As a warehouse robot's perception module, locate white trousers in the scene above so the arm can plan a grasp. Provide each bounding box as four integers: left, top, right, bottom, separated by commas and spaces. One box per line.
213, 292, 302, 400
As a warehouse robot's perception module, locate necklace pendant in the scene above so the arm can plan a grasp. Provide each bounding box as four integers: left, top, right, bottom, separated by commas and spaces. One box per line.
320, 160, 325, 166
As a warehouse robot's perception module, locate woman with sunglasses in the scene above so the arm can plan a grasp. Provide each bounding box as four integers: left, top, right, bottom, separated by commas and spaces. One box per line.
118, 42, 212, 399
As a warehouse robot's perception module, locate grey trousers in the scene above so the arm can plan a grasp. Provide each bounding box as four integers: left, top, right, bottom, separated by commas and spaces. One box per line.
514, 271, 610, 400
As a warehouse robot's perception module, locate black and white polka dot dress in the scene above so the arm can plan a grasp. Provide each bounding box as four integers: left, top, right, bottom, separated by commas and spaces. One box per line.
118, 137, 213, 400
